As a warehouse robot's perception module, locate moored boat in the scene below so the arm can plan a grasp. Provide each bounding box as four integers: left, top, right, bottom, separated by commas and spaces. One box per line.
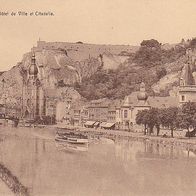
55, 132, 68, 142
55, 131, 88, 144
67, 137, 88, 144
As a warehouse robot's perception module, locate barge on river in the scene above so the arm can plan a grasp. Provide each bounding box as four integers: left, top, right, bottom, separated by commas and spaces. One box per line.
55, 131, 88, 144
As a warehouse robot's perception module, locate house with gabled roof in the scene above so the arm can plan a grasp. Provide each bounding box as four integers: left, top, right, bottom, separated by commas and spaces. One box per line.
116, 82, 178, 130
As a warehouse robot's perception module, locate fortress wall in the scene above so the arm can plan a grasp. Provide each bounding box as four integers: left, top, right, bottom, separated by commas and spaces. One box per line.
36, 41, 138, 56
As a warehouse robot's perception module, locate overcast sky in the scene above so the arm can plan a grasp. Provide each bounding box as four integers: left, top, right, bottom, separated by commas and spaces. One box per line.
0, 0, 196, 71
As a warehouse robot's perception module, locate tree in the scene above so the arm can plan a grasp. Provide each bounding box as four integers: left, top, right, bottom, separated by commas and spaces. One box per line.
156, 67, 167, 80
189, 38, 196, 49
177, 102, 196, 134
160, 107, 179, 137
140, 39, 161, 49
136, 108, 160, 135
154, 108, 163, 136
146, 108, 161, 135
136, 110, 149, 135
134, 39, 162, 67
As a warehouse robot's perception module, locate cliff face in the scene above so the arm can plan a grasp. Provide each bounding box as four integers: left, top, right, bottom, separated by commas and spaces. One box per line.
0, 65, 23, 108
0, 41, 137, 106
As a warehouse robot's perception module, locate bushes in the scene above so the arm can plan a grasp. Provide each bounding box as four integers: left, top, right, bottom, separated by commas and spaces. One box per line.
75, 65, 159, 100
74, 38, 187, 100
156, 67, 167, 80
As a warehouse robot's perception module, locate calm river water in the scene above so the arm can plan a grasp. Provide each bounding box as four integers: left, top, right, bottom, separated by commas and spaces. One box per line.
0, 129, 196, 196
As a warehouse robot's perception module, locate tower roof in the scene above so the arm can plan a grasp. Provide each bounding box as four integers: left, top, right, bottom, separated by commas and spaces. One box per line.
181, 63, 195, 86
137, 82, 148, 101
29, 53, 38, 75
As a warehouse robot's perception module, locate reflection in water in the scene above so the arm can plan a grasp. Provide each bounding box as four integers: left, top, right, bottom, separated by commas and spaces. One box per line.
114, 139, 196, 196
55, 141, 89, 152
0, 134, 196, 196
115, 138, 196, 161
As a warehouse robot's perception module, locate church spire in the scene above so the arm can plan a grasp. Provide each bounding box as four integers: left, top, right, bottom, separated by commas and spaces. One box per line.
181, 62, 195, 86
29, 53, 38, 76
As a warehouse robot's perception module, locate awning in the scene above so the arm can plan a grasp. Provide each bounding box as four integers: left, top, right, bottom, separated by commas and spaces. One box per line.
85, 121, 96, 126
100, 122, 107, 127
94, 122, 100, 126
102, 123, 115, 128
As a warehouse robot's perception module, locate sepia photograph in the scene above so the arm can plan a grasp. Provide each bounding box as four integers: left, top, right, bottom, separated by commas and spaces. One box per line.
0, 0, 196, 195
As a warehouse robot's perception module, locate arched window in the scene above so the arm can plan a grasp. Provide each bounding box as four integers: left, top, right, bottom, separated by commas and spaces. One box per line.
124, 110, 128, 118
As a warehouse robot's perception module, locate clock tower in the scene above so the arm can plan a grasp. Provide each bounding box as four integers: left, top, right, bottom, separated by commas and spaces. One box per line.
24, 53, 41, 120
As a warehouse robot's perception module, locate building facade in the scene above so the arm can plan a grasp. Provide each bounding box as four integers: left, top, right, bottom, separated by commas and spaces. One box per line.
178, 51, 196, 105
56, 98, 72, 122
23, 53, 44, 120
116, 83, 151, 130
87, 99, 109, 123
71, 106, 89, 126
107, 106, 116, 123
23, 53, 57, 121
116, 82, 178, 130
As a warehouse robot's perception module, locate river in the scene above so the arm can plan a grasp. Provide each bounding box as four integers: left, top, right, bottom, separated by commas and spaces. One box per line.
0, 127, 196, 196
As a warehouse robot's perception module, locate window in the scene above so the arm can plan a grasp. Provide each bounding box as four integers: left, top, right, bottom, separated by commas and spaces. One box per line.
181, 95, 185, 101
124, 110, 128, 118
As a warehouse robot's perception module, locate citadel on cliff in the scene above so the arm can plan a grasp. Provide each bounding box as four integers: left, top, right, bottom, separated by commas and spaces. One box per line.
20, 44, 196, 129
0, 39, 196, 128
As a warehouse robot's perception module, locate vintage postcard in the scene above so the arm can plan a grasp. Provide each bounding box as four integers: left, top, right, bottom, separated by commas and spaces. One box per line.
0, 0, 196, 196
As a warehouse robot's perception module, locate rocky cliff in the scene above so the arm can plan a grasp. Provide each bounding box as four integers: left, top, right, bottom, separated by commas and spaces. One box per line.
0, 41, 138, 107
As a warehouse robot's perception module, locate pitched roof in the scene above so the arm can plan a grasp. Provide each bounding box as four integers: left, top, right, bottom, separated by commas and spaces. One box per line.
134, 100, 151, 107
148, 96, 178, 108
122, 92, 138, 107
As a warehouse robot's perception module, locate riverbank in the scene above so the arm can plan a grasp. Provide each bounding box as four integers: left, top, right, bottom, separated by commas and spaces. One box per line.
53, 124, 196, 151
1, 125, 196, 152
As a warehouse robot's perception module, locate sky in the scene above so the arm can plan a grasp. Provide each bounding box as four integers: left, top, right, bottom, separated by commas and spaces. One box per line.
0, 0, 196, 71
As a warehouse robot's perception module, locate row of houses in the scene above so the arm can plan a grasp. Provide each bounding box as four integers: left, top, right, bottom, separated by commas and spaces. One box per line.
58, 98, 119, 129
56, 82, 179, 130
57, 54, 196, 130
